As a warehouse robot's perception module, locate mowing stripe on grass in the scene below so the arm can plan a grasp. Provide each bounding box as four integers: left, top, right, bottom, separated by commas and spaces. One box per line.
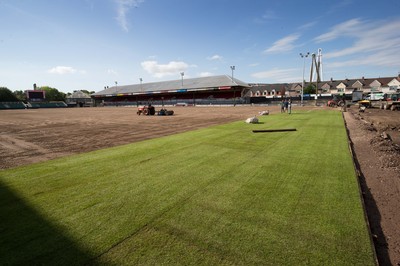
0, 109, 375, 265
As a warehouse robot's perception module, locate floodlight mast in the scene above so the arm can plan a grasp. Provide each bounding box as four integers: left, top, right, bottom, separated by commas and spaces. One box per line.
318, 48, 323, 82
230, 66, 236, 106
300, 52, 310, 106
180, 72, 184, 87
309, 50, 322, 104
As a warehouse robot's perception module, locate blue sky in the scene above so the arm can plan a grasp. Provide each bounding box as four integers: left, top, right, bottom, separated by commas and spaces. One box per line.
1, 0, 400, 93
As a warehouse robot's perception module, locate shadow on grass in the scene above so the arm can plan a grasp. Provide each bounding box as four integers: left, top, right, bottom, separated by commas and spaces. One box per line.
0, 181, 100, 265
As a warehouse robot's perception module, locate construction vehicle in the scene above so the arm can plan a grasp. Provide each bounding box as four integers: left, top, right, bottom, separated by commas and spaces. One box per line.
137, 105, 155, 115
157, 108, 174, 116
379, 92, 400, 111
358, 99, 371, 108
327, 95, 345, 107
137, 105, 174, 115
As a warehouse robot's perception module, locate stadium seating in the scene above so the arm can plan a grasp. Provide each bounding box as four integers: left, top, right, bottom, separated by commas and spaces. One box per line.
0, 102, 26, 109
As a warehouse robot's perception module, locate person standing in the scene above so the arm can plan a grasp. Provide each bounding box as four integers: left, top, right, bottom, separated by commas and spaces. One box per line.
341, 97, 347, 112
288, 99, 292, 114
281, 99, 285, 113
284, 99, 289, 113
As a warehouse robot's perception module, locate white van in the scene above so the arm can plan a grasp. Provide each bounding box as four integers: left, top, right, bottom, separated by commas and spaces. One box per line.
365, 92, 384, 100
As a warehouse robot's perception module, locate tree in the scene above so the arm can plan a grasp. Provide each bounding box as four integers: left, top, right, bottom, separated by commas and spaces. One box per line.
0, 87, 18, 102
13, 90, 27, 102
304, 83, 316, 94
39, 86, 66, 101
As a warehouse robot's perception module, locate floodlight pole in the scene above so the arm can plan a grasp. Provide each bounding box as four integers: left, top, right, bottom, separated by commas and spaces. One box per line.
180, 72, 184, 87
300, 52, 309, 106
139, 78, 143, 92
230, 66, 236, 106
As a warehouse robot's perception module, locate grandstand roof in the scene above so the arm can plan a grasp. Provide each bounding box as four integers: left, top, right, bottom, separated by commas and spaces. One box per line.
92, 75, 249, 97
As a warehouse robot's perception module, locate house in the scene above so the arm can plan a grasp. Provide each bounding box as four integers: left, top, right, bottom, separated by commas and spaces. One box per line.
66, 90, 92, 107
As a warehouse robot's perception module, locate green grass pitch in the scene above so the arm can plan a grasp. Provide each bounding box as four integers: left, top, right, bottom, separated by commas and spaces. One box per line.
0, 109, 375, 265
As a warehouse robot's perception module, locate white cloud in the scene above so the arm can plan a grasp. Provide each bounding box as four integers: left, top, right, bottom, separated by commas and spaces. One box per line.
251, 68, 299, 82
114, 0, 144, 32
315, 18, 400, 69
326, 0, 354, 15
207, 54, 223, 61
263, 33, 300, 54
199, 72, 214, 77
328, 48, 400, 68
253, 10, 277, 23
261, 10, 277, 20
298, 21, 317, 30
107, 69, 118, 75
314, 18, 363, 43
47, 66, 77, 74
141, 60, 189, 78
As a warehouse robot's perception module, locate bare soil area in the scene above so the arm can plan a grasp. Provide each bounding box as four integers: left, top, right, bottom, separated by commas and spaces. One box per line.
0, 106, 276, 169
1, 105, 399, 265
345, 106, 400, 266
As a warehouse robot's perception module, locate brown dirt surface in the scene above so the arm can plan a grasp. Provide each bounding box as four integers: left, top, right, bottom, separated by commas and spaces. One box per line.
0, 106, 278, 169
1, 105, 399, 265
344, 106, 400, 266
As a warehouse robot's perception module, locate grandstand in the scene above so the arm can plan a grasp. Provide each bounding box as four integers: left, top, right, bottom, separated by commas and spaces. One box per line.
0, 102, 26, 110
27, 101, 67, 108
91, 75, 251, 106
0, 101, 67, 110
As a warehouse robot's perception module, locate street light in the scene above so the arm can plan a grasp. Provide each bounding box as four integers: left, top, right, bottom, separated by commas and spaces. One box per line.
139, 78, 143, 92
115, 81, 118, 94
300, 52, 310, 106
180, 72, 184, 87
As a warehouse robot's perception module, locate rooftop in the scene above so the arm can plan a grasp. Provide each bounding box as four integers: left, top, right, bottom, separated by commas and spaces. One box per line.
92, 75, 250, 96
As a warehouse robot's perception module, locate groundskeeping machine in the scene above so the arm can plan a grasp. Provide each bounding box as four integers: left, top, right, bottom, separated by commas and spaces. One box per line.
379, 92, 400, 111
137, 105, 174, 116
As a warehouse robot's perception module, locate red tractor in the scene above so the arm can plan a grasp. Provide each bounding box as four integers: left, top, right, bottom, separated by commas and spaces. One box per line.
327, 95, 345, 107
137, 105, 155, 115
